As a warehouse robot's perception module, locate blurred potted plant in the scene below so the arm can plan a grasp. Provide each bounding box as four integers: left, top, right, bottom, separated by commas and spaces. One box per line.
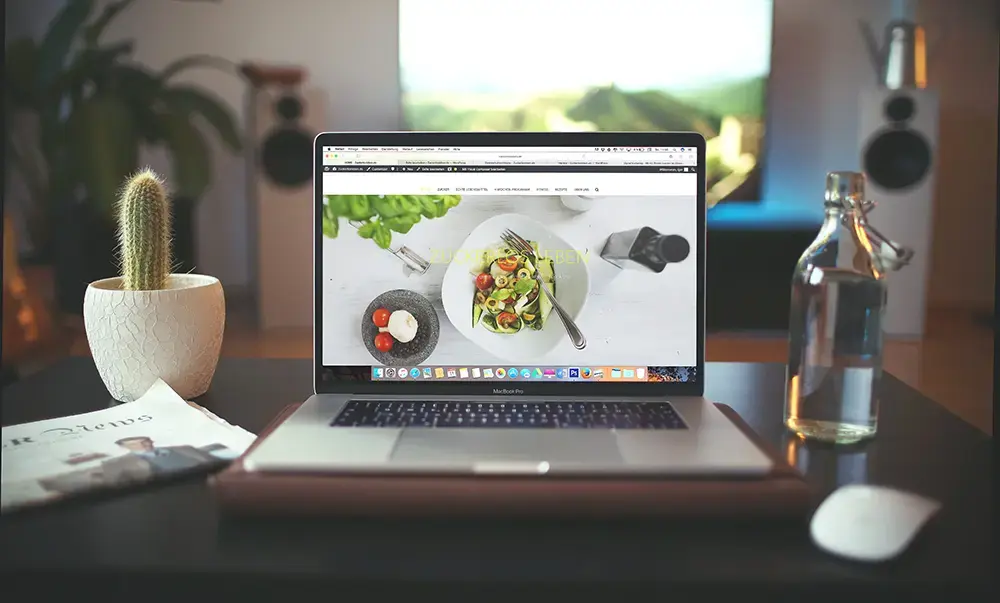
84, 169, 225, 401
4, 0, 242, 313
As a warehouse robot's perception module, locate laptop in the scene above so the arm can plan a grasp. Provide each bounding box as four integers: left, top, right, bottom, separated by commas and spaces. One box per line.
242, 132, 773, 477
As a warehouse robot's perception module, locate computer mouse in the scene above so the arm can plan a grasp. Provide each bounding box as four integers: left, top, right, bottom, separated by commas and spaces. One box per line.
810, 484, 942, 563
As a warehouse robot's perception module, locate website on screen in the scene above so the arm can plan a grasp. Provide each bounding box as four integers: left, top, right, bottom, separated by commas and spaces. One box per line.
319, 146, 699, 384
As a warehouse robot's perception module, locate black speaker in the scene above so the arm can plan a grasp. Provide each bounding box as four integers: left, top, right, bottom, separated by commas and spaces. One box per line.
861, 93, 933, 192
259, 94, 314, 189
253, 86, 326, 329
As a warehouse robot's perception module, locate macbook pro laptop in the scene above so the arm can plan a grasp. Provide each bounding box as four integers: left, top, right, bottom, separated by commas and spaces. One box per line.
242, 132, 773, 477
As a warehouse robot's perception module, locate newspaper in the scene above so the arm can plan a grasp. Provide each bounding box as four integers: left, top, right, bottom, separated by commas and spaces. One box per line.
1, 379, 257, 513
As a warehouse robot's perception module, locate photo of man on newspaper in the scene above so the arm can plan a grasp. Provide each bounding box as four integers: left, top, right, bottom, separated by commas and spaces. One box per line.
37, 440, 238, 494
103, 436, 220, 479
1, 380, 257, 513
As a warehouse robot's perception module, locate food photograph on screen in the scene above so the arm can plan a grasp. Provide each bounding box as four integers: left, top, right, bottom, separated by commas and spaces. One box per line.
398, 0, 773, 207
320, 190, 698, 384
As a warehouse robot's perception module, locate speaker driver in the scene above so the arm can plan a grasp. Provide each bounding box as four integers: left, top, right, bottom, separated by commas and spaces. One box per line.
884, 95, 916, 123
862, 129, 932, 191
275, 95, 303, 121
260, 126, 313, 188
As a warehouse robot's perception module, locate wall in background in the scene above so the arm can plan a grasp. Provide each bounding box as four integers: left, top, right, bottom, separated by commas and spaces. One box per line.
5, 0, 996, 310
918, 0, 998, 310
4, 0, 401, 294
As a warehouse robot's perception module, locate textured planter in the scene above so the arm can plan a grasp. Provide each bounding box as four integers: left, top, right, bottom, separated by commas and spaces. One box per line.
83, 274, 225, 402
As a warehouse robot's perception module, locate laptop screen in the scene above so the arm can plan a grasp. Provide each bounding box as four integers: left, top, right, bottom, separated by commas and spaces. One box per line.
317, 137, 701, 389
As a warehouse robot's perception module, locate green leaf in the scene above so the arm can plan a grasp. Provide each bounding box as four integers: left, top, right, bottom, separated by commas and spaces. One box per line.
513, 278, 535, 295
440, 194, 462, 209
66, 95, 139, 215
325, 195, 350, 216
397, 196, 420, 214
490, 288, 514, 300
417, 196, 438, 218
370, 196, 404, 219
57, 41, 135, 96
157, 111, 211, 199
431, 199, 449, 218
36, 0, 95, 90
83, 0, 137, 47
347, 195, 374, 220
383, 214, 420, 234
160, 54, 232, 81
4, 38, 40, 109
372, 221, 392, 249
326, 195, 351, 216
356, 221, 377, 239
159, 85, 242, 152
106, 65, 164, 143
322, 205, 339, 238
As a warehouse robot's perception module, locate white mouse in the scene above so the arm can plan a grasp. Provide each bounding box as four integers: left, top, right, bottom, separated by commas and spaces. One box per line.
810, 484, 942, 563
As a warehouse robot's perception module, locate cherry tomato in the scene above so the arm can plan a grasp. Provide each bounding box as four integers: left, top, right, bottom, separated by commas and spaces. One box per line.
497, 256, 518, 272
475, 273, 494, 290
374, 332, 394, 352
372, 308, 391, 328
497, 312, 518, 328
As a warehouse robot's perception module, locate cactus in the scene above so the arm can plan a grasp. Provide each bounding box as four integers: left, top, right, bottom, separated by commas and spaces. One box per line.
117, 169, 173, 291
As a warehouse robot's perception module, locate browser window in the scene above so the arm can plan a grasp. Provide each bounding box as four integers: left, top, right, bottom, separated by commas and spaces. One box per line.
319, 146, 699, 384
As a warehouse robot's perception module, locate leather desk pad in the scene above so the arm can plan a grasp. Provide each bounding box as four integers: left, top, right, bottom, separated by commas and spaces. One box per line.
211, 403, 813, 518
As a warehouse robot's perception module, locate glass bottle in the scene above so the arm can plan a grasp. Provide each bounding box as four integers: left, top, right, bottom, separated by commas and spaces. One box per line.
784, 172, 888, 444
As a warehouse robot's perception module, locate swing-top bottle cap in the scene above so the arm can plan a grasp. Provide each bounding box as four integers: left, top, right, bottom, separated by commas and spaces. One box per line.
825, 171, 866, 208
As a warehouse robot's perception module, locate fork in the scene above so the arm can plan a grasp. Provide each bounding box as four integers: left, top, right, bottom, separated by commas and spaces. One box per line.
501, 229, 587, 350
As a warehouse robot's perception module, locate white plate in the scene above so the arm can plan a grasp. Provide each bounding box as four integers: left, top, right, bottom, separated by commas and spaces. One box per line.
440, 213, 590, 362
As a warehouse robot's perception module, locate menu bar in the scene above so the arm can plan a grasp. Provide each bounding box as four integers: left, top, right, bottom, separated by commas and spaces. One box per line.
322, 165, 696, 173
372, 366, 652, 382
323, 146, 691, 153
323, 149, 698, 167
322, 171, 696, 196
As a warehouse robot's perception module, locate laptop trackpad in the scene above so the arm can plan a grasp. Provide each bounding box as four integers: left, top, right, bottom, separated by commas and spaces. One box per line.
391, 430, 624, 465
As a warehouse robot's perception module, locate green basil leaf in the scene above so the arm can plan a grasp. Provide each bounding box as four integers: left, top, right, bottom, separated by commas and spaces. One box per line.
383, 214, 419, 234
427, 200, 445, 218
348, 195, 374, 220
356, 220, 377, 239
417, 196, 438, 218
513, 278, 535, 295
398, 196, 420, 214
325, 195, 350, 216
322, 210, 339, 238
372, 221, 392, 249
370, 195, 403, 218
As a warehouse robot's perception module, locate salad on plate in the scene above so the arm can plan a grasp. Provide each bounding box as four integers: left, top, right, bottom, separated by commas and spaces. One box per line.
468, 242, 555, 334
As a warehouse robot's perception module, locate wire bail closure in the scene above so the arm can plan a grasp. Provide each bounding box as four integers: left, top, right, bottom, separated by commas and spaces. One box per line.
849, 199, 914, 272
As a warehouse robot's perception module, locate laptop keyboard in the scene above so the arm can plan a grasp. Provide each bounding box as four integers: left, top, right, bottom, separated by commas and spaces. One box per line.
331, 400, 687, 429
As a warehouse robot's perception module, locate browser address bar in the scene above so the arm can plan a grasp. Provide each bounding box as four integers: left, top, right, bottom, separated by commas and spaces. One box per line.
341, 152, 695, 164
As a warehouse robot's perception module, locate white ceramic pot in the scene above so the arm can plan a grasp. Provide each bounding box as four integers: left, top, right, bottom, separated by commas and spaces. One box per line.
560, 195, 596, 212
83, 274, 225, 402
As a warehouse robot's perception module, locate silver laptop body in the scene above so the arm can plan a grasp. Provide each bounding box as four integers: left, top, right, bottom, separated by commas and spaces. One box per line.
243, 132, 773, 477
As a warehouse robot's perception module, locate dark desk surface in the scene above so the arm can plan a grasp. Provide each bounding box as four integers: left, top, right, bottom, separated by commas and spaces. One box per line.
1, 358, 992, 599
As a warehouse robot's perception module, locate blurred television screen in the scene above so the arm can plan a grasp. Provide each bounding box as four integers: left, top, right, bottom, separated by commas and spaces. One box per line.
399, 0, 774, 205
